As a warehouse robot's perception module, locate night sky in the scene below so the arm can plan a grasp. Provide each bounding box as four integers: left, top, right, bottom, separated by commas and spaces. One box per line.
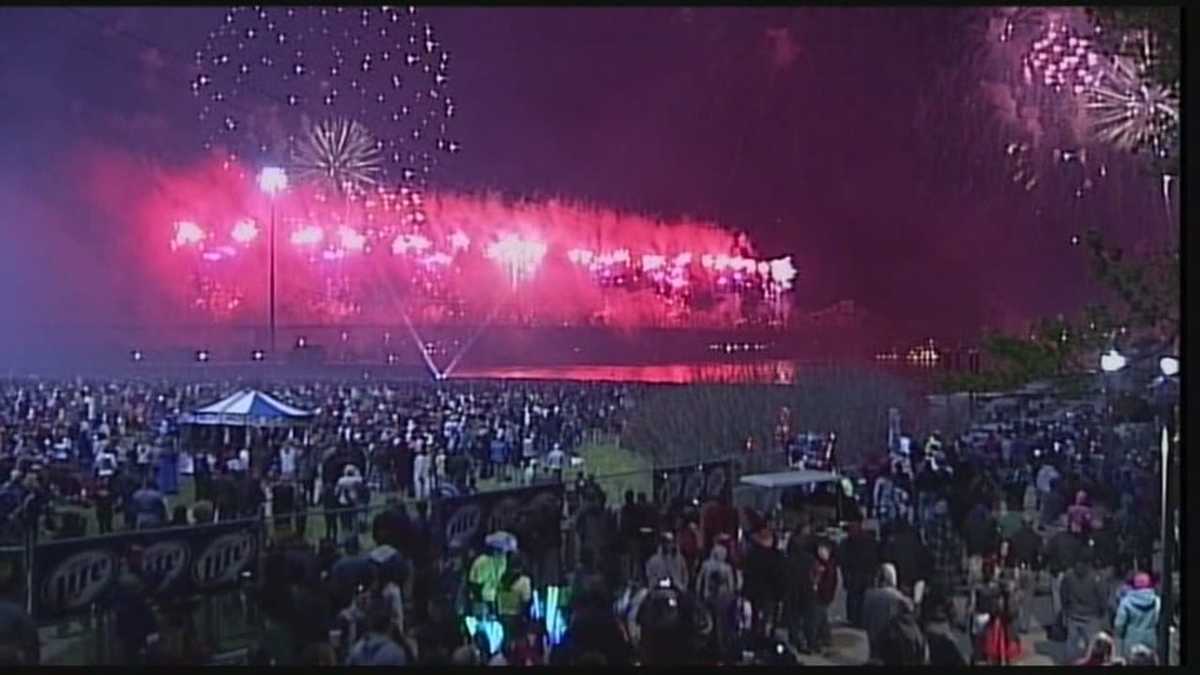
0, 7, 1166, 345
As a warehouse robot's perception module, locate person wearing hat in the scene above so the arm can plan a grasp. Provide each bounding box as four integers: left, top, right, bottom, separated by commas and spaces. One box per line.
1113, 572, 1159, 660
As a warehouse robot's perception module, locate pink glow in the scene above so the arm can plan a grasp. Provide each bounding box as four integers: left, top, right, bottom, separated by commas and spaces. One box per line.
291, 224, 325, 247
171, 220, 206, 249
230, 218, 259, 244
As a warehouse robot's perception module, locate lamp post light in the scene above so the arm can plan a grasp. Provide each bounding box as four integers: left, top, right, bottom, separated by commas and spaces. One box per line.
258, 167, 288, 353
1099, 348, 1125, 417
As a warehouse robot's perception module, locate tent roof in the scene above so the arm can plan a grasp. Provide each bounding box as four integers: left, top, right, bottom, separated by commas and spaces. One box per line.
739, 469, 841, 489
180, 389, 314, 427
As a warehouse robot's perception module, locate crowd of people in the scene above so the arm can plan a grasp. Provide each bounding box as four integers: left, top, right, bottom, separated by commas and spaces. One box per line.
0, 378, 634, 544
0, 376, 1177, 667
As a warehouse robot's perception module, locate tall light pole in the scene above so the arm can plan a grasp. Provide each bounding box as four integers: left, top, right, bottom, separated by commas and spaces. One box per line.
1154, 356, 1179, 666
258, 167, 288, 353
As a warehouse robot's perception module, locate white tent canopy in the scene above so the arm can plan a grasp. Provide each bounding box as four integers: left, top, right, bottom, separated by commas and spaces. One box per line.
739, 469, 841, 489
179, 388, 315, 427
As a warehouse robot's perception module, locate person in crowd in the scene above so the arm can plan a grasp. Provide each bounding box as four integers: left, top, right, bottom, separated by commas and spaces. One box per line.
468, 540, 509, 618
919, 584, 969, 666
995, 498, 1023, 541
1113, 572, 1159, 660
839, 520, 881, 629
93, 475, 115, 534
334, 464, 364, 542
1008, 515, 1042, 572
412, 445, 431, 500
345, 597, 410, 665
129, 476, 168, 530
1060, 552, 1110, 664
1074, 630, 1116, 666
920, 499, 964, 595
808, 540, 839, 655
962, 500, 999, 591
742, 508, 784, 639
784, 525, 818, 653
862, 563, 913, 663
644, 532, 689, 591
1066, 490, 1095, 534
873, 601, 927, 666
1047, 518, 1087, 623
880, 518, 928, 598
496, 554, 533, 641
696, 542, 737, 661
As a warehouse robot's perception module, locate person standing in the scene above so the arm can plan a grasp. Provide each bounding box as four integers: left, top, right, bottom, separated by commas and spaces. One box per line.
839, 521, 881, 629
413, 445, 431, 501
1113, 572, 1160, 660
862, 563, 914, 663
1059, 553, 1110, 664
130, 478, 168, 530
279, 444, 297, 483
644, 533, 689, 591
93, 476, 115, 534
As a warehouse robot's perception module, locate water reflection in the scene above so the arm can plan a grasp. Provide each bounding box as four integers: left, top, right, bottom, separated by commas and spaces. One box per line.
450, 361, 800, 384
452, 360, 943, 385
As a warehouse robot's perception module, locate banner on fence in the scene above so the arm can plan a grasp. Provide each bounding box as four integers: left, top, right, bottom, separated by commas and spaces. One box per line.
435, 483, 565, 555
653, 460, 733, 508
31, 520, 260, 620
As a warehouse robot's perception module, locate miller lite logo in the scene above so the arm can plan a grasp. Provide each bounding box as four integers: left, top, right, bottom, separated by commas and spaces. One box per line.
141, 540, 190, 594
42, 549, 117, 615
192, 531, 256, 589
445, 503, 482, 550
705, 466, 728, 498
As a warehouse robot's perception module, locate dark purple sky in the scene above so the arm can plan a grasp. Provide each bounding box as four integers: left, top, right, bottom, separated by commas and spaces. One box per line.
0, 7, 1163, 342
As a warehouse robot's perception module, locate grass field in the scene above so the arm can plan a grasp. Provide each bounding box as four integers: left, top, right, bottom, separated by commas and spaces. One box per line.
51, 439, 656, 547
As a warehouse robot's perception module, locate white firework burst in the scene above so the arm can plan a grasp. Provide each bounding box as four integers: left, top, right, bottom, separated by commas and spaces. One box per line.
1084, 39, 1179, 156
291, 117, 385, 194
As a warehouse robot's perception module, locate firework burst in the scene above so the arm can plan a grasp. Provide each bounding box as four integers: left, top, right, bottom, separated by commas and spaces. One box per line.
291, 117, 385, 195
1083, 31, 1179, 158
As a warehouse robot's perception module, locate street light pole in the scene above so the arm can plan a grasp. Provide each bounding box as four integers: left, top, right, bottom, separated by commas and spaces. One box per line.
1158, 422, 1173, 665
258, 167, 288, 355
269, 199, 277, 354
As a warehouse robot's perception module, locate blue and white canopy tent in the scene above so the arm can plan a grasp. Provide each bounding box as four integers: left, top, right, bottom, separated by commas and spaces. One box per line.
177, 390, 317, 472
179, 389, 315, 428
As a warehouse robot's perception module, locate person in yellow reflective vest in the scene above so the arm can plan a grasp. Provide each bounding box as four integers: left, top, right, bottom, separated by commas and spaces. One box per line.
496, 555, 534, 641
469, 542, 509, 617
